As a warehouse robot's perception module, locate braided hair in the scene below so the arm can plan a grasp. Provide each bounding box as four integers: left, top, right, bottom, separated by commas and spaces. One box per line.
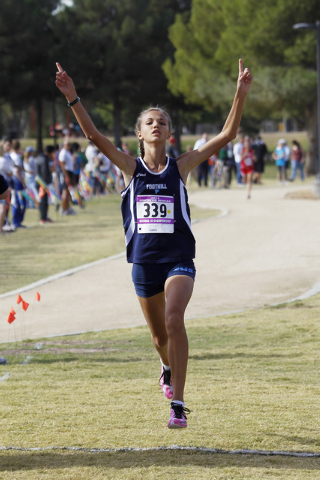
135, 106, 173, 159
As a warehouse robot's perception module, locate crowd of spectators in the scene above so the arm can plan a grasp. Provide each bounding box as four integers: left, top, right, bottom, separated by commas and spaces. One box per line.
0, 133, 306, 233
0, 138, 127, 234
190, 133, 305, 193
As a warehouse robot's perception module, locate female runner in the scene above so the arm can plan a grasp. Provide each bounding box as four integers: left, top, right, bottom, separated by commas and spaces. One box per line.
56, 60, 252, 428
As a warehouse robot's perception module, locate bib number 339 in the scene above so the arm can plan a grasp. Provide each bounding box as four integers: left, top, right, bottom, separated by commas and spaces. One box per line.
136, 195, 174, 233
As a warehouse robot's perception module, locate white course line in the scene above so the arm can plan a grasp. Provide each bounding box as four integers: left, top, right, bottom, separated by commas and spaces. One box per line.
0, 445, 319, 457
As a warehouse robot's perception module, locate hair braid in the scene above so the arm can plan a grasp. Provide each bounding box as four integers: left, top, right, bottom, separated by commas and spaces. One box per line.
139, 139, 145, 159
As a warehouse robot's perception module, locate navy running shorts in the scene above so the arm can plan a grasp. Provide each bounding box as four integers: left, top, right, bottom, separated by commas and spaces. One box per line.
132, 260, 196, 298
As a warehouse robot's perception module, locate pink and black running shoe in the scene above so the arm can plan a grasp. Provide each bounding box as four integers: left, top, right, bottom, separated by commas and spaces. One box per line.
167, 402, 190, 429
159, 366, 173, 399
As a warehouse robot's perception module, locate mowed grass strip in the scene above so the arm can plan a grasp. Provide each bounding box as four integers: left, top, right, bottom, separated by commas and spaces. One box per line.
1, 296, 320, 478
0, 195, 218, 295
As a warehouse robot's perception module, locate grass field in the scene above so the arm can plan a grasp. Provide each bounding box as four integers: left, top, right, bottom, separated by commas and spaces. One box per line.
1, 295, 320, 478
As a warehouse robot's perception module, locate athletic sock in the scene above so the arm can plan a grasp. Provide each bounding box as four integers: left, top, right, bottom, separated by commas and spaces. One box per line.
171, 400, 185, 407
160, 359, 170, 371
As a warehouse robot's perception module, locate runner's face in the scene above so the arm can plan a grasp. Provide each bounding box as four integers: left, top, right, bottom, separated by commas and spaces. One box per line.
138, 111, 171, 144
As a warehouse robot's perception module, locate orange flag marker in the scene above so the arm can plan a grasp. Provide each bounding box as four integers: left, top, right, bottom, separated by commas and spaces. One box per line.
7, 312, 15, 324
10, 307, 16, 315
17, 294, 23, 304
35, 292, 41, 302
22, 301, 29, 312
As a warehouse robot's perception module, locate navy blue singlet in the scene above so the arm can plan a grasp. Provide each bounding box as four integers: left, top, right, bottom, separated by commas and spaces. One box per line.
121, 157, 196, 264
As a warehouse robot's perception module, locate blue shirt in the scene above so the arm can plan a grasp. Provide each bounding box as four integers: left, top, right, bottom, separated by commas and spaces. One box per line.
121, 157, 195, 264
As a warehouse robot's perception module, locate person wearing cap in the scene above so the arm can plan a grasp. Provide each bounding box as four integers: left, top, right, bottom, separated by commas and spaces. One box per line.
272, 139, 288, 185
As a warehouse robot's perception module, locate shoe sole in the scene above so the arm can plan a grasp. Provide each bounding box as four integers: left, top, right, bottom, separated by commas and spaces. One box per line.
168, 422, 187, 429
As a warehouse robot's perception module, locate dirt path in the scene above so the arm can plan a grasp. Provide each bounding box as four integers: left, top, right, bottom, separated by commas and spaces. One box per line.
1, 184, 319, 341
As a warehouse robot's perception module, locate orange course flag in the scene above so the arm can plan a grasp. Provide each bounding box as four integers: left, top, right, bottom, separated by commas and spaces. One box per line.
22, 301, 29, 312
35, 292, 41, 302
10, 307, 16, 315
17, 294, 23, 304
7, 312, 15, 324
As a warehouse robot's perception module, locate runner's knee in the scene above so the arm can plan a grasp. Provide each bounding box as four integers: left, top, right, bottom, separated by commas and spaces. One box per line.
152, 333, 167, 348
165, 312, 185, 337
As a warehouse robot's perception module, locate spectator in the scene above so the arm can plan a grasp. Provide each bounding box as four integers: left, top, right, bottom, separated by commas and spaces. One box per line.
0, 143, 15, 232
71, 142, 82, 186
240, 136, 256, 199
252, 135, 268, 185
23, 146, 37, 207
121, 142, 131, 156
36, 145, 55, 224
272, 139, 288, 185
167, 136, 180, 159
58, 140, 77, 215
282, 139, 291, 175
218, 144, 230, 188
290, 140, 305, 182
194, 133, 209, 187
233, 135, 244, 186
10, 140, 27, 228
0, 171, 9, 234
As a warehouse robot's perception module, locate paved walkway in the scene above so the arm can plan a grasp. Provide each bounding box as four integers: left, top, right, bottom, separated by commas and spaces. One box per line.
1, 183, 319, 341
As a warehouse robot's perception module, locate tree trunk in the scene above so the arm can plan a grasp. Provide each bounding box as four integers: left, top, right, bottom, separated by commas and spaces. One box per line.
113, 94, 122, 148
35, 97, 43, 154
305, 102, 319, 175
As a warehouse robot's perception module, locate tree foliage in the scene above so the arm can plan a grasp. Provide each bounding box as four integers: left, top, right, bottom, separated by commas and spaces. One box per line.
52, 0, 192, 144
165, 0, 320, 169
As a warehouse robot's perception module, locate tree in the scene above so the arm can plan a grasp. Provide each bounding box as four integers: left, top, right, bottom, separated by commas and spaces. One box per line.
0, 0, 60, 152
164, 0, 320, 172
52, 0, 192, 147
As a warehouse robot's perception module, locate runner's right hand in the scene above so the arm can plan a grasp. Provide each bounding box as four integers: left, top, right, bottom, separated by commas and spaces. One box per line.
55, 62, 77, 100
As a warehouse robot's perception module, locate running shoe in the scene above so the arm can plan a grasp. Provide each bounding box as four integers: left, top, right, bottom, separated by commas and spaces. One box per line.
167, 402, 190, 429
159, 366, 173, 399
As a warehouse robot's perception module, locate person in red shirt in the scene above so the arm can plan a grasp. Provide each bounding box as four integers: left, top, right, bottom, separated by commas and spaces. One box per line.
240, 136, 256, 199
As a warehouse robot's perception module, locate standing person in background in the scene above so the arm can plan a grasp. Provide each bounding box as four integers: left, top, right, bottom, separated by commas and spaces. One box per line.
23, 146, 37, 207
58, 140, 76, 215
10, 140, 27, 228
0, 169, 9, 234
252, 135, 268, 185
290, 140, 305, 182
56, 58, 252, 429
240, 136, 256, 199
36, 145, 55, 224
167, 136, 180, 159
272, 139, 287, 185
194, 133, 209, 186
121, 142, 131, 156
233, 135, 244, 186
0, 143, 15, 232
283, 139, 291, 178
71, 142, 82, 187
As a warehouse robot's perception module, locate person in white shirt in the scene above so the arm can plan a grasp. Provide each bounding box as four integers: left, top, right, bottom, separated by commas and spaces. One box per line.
58, 140, 76, 215
233, 135, 244, 185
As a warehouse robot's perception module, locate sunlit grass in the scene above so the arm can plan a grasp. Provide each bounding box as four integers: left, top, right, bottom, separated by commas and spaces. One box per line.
1, 294, 320, 478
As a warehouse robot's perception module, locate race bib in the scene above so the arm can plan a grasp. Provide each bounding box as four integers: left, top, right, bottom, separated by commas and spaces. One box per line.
136, 195, 174, 233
